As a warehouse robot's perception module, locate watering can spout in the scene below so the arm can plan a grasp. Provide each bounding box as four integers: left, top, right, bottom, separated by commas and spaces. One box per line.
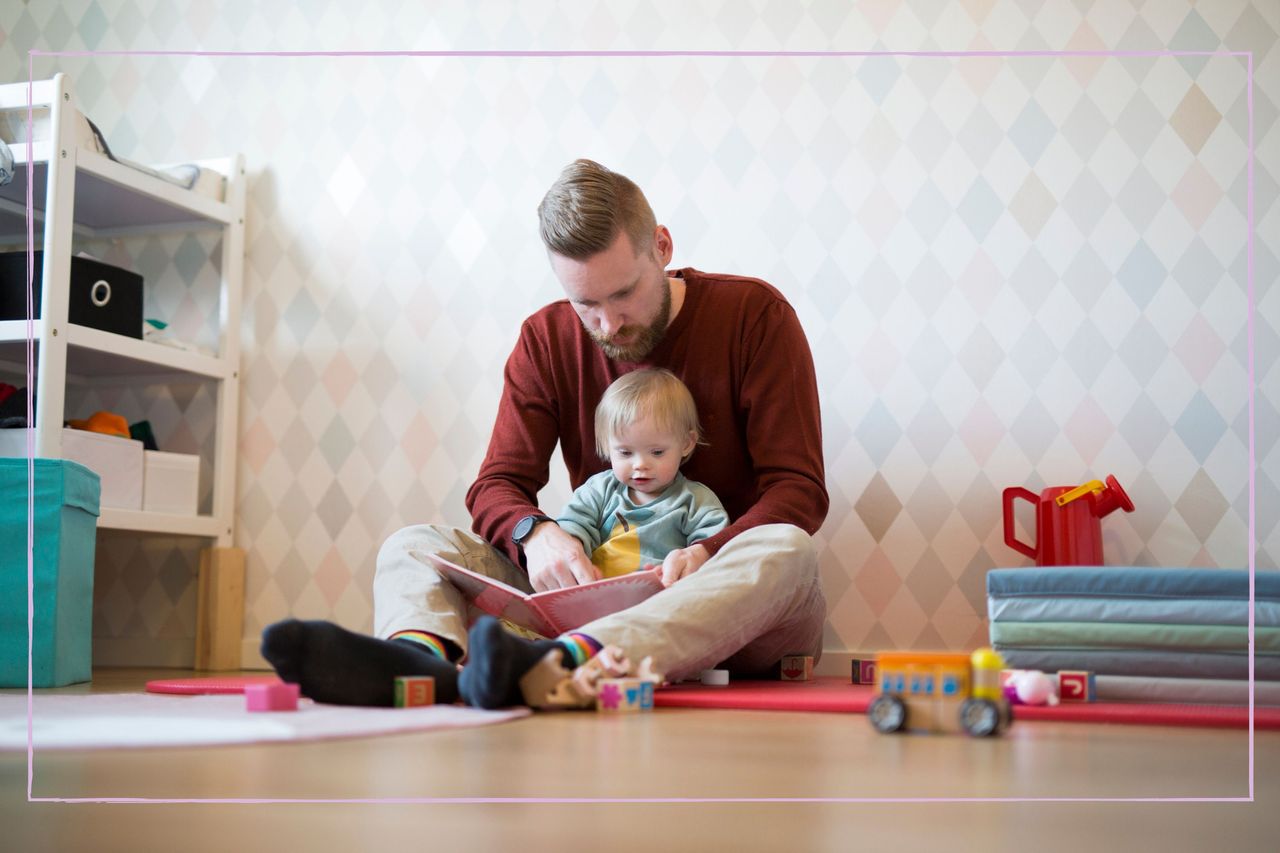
1093, 474, 1134, 517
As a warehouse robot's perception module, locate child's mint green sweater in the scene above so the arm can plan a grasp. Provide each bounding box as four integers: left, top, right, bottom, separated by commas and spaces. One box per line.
555, 471, 729, 577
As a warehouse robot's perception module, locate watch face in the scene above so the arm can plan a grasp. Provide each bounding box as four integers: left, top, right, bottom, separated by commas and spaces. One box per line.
515, 515, 541, 543
515, 515, 549, 544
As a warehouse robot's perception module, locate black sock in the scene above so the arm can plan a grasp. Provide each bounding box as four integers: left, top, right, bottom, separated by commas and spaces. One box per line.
260, 618, 459, 707
458, 616, 570, 709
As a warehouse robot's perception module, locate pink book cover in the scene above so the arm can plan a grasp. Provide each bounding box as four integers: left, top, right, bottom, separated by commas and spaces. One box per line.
412, 551, 665, 637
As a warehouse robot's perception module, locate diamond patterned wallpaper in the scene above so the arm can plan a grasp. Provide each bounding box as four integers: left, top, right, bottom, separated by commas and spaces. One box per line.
0, 0, 1275, 665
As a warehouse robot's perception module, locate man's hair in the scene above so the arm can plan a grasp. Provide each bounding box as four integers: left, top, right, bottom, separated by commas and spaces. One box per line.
538, 159, 657, 259
595, 368, 703, 460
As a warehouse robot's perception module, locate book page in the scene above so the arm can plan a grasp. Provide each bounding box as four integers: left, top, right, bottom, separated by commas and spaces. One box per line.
533, 568, 664, 635
412, 551, 554, 637
412, 551, 665, 638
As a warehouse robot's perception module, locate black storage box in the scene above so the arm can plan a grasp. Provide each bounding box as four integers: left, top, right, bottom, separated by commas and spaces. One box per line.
0, 251, 143, 339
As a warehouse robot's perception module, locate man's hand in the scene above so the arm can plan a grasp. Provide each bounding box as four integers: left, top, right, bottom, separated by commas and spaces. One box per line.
657, 544, 710, 587
523, 521, 601, 591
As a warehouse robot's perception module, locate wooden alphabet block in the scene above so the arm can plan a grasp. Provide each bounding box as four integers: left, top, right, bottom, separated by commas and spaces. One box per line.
852, 658, 877, 685
595, 678, 652, 712
395, 676, 436, 707
1058, 670, 1095, 703
781, 655, 813, 681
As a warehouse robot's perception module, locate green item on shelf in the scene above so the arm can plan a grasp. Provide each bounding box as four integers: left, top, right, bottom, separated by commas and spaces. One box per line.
129, 420, 158, 451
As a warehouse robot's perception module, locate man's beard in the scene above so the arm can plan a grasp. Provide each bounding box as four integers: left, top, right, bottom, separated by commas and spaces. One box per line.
589, 277, 672, 362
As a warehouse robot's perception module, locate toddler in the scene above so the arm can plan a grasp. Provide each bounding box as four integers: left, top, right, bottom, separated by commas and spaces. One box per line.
556, 368, 728, 586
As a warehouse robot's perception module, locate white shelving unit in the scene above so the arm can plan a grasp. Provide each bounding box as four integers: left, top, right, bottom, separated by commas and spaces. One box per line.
0, 73, 246, 668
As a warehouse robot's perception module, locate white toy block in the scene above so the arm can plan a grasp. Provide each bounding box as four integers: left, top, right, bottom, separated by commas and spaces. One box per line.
700, 669, 729, 686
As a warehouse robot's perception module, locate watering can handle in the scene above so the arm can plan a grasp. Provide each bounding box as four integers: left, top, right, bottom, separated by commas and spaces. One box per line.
1002, 487, 1039, 560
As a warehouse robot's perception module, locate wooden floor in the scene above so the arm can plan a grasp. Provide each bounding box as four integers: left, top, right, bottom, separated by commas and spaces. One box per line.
3, 668, 1279, 852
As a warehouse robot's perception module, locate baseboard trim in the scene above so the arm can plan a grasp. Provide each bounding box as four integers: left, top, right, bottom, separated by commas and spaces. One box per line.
814, 650, 878, 679
241, 639, 270, 671
92, 638, 194, 669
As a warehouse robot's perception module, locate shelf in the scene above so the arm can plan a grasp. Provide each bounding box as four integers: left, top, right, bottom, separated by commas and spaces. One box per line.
98, 507, 223, 538
0, 145, 231, 242
0, 320, 227, 381
0, 74, 244, 564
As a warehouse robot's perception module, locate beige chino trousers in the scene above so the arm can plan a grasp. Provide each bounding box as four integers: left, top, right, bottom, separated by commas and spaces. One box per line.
373, 523, 826, 681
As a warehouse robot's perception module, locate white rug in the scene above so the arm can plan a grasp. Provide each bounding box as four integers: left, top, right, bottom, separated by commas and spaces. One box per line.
0, 692, 530, 751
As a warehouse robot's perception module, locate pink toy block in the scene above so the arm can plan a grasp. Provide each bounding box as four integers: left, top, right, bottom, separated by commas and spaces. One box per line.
781, 655, 813, 681
395, 676, 436, 707
1058, 670, 1096, 703
852, 658, 877, 685
245, 681, 300, 712
595, 678, 652, 712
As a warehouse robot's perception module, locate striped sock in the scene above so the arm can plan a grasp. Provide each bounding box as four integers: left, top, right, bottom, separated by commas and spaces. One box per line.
390, 629, 452, 661
557, 632, 602, 668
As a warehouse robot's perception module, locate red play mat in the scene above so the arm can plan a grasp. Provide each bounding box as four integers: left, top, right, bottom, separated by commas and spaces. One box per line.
145, 675, 283, 695
654, 676, 1280, 730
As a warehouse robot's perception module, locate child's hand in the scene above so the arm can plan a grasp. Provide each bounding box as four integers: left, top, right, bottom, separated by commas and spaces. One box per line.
659, 544, 709, 587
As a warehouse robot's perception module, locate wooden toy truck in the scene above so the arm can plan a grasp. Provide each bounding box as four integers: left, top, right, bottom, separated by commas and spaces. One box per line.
867, 648, 1011, 737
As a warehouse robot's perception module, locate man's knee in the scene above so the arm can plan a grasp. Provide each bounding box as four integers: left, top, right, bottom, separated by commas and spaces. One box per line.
713, 523, 818, 582
762, 523, 816, 559
737, 523, 816, 562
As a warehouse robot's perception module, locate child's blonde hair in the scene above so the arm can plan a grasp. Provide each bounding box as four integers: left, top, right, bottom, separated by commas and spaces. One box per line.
594, 369, 703, 460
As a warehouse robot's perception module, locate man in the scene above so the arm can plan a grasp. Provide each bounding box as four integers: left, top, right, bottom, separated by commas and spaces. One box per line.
262, 159, 828, 708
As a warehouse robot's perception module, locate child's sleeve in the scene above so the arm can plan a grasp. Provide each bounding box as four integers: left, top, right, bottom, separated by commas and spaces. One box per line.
684, 483, 730, 545
554, 476, 608, 556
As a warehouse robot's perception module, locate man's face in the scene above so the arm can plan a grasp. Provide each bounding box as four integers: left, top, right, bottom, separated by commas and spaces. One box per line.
551, 228, 673, 362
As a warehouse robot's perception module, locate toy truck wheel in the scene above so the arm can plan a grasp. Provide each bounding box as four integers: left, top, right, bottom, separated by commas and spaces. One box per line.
959, 698, 1000, 737
868, 695, 907, 733
1000, 700, 1014, 731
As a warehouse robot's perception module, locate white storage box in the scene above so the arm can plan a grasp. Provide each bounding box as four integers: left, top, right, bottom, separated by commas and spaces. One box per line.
0, 427, 143, 509
142, 450, 199, 515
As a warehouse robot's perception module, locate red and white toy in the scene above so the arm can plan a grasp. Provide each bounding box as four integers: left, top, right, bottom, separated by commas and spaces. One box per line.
1001, 669, 1059, 706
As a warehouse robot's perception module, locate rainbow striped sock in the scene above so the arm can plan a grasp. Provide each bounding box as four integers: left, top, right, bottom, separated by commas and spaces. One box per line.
390, 629, 451, 661
557, 632, 602, 668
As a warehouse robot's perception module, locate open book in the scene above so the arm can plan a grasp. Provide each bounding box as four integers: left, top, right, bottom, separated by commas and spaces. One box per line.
412, 551, 665, 638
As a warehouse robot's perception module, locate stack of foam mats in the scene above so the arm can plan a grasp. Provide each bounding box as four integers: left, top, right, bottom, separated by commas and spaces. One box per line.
987, 567, 1280, 705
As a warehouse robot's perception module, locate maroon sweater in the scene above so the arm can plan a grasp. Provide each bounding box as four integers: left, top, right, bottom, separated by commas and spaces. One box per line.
465, 267, 828, 567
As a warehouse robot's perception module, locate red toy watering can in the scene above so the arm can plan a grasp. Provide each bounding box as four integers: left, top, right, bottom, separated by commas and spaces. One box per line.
1002, 475, 1134, 566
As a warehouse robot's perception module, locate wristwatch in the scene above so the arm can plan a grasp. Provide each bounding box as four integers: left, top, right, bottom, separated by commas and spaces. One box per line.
512, 514, 555, 548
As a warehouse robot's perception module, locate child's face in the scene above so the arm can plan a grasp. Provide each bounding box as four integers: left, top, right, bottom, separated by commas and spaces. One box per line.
607, 417, 696, 502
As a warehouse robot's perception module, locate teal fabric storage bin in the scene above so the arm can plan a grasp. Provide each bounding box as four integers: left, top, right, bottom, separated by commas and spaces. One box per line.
0, 457, 100, 687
